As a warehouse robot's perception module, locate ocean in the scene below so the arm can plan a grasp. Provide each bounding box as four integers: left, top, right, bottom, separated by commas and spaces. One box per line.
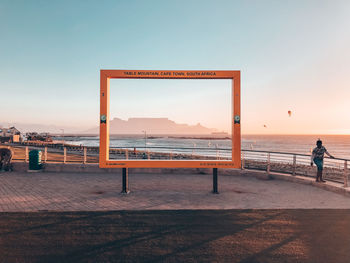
55, 134, 350, 160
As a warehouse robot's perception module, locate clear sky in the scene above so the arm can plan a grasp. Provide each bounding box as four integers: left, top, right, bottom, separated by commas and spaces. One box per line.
0, 0, 349, 134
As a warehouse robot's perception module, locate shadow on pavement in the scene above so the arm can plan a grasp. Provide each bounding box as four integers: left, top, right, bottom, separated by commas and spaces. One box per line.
0, 210, 349, 263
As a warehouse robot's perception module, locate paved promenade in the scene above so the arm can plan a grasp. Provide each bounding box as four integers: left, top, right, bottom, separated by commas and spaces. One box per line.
0, 171, 349, 211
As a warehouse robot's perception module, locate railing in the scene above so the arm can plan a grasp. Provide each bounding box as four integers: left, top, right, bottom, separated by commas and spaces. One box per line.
241, 149, 349, 186
9, 144, 349, 187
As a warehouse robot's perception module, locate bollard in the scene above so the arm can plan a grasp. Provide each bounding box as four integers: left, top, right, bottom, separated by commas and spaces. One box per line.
83, 147, 87, 164
63, 147, 66, 164
344, 160, 348, 188
292, 155, 296, 176
121, 168, 130, 194
213, 168, 218, 194
44, 147, 47, 163
25, 146, 28, 163
267, 153, 271, 175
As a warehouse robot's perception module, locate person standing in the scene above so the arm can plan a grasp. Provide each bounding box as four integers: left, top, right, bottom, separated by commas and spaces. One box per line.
311, 139, 334, 182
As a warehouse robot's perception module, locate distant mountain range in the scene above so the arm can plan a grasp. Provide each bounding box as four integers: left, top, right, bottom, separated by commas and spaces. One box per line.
1, 118, 218, 135
0, 122, 85, 134
86, 117, 217, 134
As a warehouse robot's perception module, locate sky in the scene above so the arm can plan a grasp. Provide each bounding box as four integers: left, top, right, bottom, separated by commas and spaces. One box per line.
0, 0, 349, 134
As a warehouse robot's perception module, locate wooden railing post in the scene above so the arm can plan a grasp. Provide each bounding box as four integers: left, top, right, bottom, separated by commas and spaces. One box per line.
292, 155, 296, 176
44, 147, 47, 163
63, 147, 66, 164
344, 160, 348, 188
241, 151, 245, 170
83, 147, 87, 164
25, 146, 28, 163
125, 149, 129, 160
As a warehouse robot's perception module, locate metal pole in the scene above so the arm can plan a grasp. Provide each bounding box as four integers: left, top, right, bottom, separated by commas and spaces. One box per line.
213, 168, 218, 194
63, 147, 66, 164
292, 155, 296, 176
142, 130, 147, 149
122, 168, 130, 194
344, 160, 348, 188
60, 128, 65, 145
83, 147, 87, 164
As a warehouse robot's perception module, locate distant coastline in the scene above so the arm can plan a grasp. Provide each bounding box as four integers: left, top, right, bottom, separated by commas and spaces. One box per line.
45, 134, 350, 160
52, 134, 231, 140
167, 136, 230, 140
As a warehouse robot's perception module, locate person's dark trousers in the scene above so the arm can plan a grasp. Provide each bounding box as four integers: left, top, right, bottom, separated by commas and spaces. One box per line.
316, 170, 321, 182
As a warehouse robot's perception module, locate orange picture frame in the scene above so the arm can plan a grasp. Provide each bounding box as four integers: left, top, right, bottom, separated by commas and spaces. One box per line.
99, 70, 241, 168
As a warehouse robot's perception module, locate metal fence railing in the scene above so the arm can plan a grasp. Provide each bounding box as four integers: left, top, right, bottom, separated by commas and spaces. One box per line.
7, 144, 349, 187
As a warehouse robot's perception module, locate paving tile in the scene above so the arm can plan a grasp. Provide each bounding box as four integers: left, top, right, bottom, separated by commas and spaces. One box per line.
0, 171, 349, 211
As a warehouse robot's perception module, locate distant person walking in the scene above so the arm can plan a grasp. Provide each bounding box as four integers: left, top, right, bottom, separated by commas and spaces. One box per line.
0, 147, 13, 171
311, 139, 334, 182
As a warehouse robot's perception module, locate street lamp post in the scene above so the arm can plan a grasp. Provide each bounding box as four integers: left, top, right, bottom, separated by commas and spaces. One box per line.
60, 128, 65, 145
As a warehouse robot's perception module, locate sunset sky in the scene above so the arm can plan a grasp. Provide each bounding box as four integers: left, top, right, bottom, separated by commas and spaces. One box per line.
1, 0, 349, 134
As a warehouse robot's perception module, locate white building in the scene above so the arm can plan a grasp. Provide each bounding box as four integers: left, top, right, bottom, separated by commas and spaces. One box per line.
0, 126, 22, 143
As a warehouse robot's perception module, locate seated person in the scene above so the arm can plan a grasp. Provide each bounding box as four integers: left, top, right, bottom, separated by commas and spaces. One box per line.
0, 147, 13, 171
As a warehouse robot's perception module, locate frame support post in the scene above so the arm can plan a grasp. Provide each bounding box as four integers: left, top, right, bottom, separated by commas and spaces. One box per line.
213, 168, 218, 194
122, 168, 130, 194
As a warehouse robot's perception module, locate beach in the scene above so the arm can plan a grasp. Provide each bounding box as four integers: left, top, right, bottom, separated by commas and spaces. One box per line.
54, 134, 350, 160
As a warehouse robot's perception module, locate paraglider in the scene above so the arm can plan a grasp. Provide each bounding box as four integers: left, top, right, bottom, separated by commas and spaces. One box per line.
288, 110, 292, 117
263, 124, 267, 128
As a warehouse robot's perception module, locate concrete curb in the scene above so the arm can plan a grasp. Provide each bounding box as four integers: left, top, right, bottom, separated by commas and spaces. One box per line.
239, 169, 350, 198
